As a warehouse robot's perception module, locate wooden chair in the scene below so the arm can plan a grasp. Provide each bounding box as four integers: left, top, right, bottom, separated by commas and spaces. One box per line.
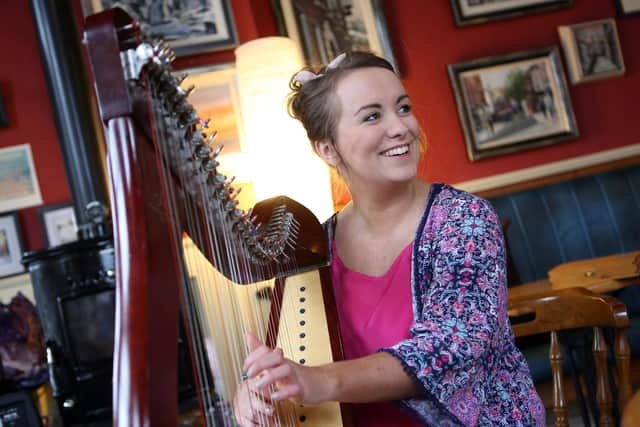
508, 287, 632, 426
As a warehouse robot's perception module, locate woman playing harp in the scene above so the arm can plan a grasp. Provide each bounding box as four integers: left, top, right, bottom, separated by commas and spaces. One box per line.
234, 51, 545, 427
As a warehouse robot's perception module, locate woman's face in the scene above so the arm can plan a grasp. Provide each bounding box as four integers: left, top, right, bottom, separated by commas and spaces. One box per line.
317, 67, 421, 188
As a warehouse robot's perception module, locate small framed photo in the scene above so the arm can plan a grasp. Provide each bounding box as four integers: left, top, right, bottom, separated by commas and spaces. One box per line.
448, 46, 578, 161
558, 18, 625, 84
81, 0, 238, 57
614, 0, 640, 17
273, 0, 397, 70
38, 203, 78, 248
450, 0, 572, 27
0, 144, 42, 212
0, 212, 25, 278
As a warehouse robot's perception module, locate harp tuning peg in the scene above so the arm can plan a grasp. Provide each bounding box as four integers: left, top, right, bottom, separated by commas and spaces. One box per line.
176, 72, 188, 85
207, 131, 219, 147
211, 143, 224, 158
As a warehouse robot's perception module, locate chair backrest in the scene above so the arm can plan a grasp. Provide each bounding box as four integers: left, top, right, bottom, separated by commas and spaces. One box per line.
509, 287, 632, 426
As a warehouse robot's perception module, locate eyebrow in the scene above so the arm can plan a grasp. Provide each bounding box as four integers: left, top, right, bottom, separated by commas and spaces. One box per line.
353, 94, 410, 116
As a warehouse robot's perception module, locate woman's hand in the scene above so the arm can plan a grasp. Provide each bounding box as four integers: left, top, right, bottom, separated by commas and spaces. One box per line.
233, 333, 329, 426
233, 374, 276, 427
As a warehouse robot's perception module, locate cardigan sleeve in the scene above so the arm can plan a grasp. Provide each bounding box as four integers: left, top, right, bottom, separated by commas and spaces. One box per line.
380, 195, 510, 426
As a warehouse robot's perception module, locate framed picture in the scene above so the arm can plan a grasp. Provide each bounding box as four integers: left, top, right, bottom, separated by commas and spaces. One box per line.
615, 0, 640, 17
0, 212, 25, 278
450, 0, 572, 27
38, 203, 78, 248
179, 64, 255, 208
272, 0, 397, 70
558, 19, 625, 84
0, 144, 42, 212
81, 0, 238, 57
448, 46, 578, 161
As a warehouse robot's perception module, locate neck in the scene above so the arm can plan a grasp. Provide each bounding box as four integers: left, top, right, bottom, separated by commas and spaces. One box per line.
345, 179, 429, 234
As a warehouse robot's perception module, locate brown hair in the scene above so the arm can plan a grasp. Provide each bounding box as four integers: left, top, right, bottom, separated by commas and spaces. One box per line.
287, 51, 395, 153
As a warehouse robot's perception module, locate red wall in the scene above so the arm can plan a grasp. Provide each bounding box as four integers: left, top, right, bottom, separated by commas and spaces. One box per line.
1, 0, 638, 252
1, 1, 71, 252
385, 1, 640, 184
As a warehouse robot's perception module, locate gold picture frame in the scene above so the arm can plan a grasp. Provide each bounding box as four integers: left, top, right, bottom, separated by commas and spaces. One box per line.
448, 47, 578, 161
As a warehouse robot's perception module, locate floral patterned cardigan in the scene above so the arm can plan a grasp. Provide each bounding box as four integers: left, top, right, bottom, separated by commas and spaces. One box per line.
326, 183, 546, 426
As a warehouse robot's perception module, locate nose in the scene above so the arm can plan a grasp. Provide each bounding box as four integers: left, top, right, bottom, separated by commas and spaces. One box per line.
386, 114, 409, 139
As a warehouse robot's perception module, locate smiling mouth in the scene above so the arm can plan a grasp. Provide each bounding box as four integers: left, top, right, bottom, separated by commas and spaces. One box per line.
380, 144, 409, 157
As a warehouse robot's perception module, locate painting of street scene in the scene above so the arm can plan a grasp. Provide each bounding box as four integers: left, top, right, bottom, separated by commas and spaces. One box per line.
459, 58, 567, 150
83, 0, 237, 55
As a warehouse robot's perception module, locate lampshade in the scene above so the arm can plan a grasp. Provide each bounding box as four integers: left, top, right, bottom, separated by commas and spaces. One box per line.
235, 37, 334, 222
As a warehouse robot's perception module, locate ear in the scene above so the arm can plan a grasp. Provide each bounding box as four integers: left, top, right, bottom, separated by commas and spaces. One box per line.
314, 139, 340, 167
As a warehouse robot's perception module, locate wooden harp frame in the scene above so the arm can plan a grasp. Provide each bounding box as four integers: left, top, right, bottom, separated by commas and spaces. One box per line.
83, 8, 349, 427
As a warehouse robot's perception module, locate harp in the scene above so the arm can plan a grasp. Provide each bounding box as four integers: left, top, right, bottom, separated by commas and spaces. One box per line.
83, 8, 348, 427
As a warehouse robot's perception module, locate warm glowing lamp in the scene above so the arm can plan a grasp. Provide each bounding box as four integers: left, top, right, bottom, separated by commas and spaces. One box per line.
235, 37, 334, 222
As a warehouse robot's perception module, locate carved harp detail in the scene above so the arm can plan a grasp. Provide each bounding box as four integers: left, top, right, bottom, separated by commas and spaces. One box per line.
83, 8, 346, 427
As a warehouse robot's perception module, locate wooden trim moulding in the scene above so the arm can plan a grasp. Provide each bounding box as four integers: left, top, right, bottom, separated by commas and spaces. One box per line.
455, 144, 640, 199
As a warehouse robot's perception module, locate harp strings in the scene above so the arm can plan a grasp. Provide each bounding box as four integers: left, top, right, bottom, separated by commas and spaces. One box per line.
147, 72, 303, 426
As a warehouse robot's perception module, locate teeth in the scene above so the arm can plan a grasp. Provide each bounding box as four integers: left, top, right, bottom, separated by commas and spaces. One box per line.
381, 145, 409, 157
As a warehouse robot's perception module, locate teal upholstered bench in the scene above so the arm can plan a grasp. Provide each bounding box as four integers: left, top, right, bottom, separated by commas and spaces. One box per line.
487, 162, 640, 381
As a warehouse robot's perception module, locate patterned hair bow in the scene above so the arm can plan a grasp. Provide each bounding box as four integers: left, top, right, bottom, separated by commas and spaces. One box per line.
293, 52, 347, 85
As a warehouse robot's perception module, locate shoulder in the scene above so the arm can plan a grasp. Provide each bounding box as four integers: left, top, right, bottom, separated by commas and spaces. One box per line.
434, 184, 495, 214
421, 184, 499, 238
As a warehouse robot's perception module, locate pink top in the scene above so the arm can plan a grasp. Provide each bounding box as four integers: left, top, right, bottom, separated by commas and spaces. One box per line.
331, 241, 422, 427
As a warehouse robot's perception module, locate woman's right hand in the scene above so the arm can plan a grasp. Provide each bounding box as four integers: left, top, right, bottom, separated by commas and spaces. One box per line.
233, 332, 328, 426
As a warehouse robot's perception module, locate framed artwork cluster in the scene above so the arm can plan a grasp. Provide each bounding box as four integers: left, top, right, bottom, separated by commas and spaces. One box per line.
447, 1, 628, 161
0, 202, 79, 279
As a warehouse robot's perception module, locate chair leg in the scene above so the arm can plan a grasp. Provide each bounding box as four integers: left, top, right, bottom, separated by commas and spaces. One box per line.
551, 331, 569, 427
593, 327, 614, 426
615, 328, 632, 411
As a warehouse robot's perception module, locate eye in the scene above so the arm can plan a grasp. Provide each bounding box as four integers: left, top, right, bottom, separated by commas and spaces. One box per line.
399, 103, 412, 114
364, 112, 380, 122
